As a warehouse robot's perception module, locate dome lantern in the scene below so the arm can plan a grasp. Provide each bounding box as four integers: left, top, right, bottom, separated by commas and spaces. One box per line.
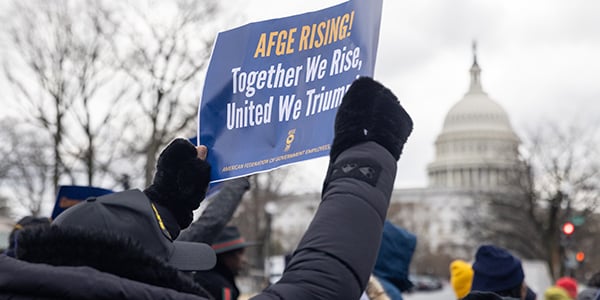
469, 41, 483, 93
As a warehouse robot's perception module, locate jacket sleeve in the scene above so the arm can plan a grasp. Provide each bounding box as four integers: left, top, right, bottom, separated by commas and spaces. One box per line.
0, 255, 207, 300
177, 177, 250, 243
252, 142, 396, 300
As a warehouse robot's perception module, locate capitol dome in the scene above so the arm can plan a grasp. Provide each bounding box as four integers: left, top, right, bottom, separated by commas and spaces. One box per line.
442, 89, 514, 134
427, 45, 522, 191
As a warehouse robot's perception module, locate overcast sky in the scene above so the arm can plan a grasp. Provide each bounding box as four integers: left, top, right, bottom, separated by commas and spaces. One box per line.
3, 1, 598, 196
222, 0, 600, 193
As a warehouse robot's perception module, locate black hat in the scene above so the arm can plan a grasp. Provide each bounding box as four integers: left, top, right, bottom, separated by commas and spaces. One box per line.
6, 216, 51, 257
53, 189, 216, 271
14, 216, 51, 229
212, 226, 257, 254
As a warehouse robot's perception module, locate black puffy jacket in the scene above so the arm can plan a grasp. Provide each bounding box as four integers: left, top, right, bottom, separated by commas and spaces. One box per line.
0, 142, 395, 300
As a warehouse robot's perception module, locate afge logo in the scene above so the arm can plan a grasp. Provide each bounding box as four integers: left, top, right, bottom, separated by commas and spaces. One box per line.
284, 129, 296, 152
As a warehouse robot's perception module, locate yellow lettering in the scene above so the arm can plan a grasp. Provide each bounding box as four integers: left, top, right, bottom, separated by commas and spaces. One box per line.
254, 33, 267, 58
267, 31, 278, 56
296, 13, 354, 52
315, 21, 326, 48
324, 19, 331, 46
286, 28, 296, 54
309, 23, 316, 49
275, 30, 287, 56
298, 25, 311, 51
328, 16, 341, 44
255, 29, 298, 57
339, 13, 350, 40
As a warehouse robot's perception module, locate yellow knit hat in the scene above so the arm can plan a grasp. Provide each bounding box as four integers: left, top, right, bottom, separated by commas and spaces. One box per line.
544, 286, 571, 300
450, 259, 474, 299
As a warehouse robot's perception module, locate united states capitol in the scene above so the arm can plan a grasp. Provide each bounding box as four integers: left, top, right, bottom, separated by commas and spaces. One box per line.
269, 47, 527, 275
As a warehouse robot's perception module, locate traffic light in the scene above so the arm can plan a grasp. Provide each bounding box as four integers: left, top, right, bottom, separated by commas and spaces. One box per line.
562, 222, 575, 236
576, 251, 585, 263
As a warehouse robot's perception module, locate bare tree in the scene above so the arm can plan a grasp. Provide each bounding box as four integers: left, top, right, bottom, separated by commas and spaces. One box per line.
0, 153, 12, 218
0, 119, 53, 217
231, 167, 291, 287
2, 1, 77, 196
1, 0, 222, 199
106, 0, 221, 185
466, 121, 600, 279
59, 3, 133, 187
1, 0, 134, 194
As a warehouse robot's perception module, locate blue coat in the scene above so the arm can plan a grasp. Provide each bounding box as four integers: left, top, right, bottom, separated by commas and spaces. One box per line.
372, 221, 417, 300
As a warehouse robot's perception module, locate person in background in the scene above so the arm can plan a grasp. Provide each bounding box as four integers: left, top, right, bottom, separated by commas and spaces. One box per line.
464, 291, 516, 300
451, 259, 474, 299
362, 274, 391, 300
555, 277, 577, 300
544, 286, 572, 300
577, 272, 600, 300
4, 216, 51, 258
1, 138, 217, 298
178, 160, 251, 297
365, 220, 416, 300
465, 244, 534, 300
0, 76, 413, 299
194, 226, 256, 300
178, 176, 250, 245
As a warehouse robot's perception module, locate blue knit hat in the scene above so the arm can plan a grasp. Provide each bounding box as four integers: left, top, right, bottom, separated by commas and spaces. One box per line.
471, 245, 524, 292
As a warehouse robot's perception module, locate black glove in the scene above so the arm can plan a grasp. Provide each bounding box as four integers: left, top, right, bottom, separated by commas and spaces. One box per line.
144, 138, 211, 229
330, 77, 413, 161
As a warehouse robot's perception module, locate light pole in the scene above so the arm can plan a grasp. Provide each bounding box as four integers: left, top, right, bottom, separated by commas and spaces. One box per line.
559, 182, 573, 277
264, 202, 278, 286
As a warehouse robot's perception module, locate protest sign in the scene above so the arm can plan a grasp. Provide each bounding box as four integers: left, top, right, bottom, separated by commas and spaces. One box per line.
199, 0, 383, 182
51, 185, 113, 219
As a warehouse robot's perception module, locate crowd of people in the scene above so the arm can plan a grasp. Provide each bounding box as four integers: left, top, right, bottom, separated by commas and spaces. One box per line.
0, 77, 597, 300
448, 247, 600, 300
0, 77, 410, 299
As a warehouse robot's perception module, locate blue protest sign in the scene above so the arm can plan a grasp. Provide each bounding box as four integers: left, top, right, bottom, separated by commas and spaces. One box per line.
51, 185, 114, 219
199, 0, 383, 182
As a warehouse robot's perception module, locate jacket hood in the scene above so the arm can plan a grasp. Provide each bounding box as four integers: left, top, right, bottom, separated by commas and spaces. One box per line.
373, 221, 417, 291
16, 225, 210, 297
0, 255, 208, 300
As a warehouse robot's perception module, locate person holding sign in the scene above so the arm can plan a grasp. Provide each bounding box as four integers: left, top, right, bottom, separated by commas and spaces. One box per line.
1, 138, 217, 299
0, 76, 413, 300
249, 76, 413, 299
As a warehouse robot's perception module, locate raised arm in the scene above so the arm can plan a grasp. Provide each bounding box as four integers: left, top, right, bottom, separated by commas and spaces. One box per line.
253, 77, 413, 300
177, 177, 250, 244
